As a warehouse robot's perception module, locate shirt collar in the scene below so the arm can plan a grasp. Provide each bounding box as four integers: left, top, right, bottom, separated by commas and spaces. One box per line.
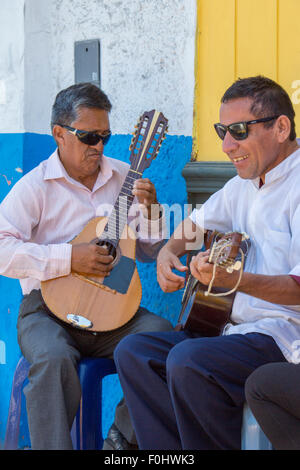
250, 147, 300, 189
44, 149, 123, 190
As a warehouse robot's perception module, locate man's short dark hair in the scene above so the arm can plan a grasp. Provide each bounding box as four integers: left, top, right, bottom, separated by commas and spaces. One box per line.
221, 76, 296, 141
51, 82, 112, 130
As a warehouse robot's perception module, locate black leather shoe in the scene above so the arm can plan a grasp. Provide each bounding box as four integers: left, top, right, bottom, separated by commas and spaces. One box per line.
102, 424, 138, 450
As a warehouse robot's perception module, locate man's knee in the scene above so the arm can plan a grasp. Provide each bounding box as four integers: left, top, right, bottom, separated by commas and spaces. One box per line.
166, 337, 218, 382
166, 339, 198, 379
245, 363, 274, 404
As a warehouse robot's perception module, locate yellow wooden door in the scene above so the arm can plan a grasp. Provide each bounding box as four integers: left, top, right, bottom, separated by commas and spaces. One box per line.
193, 0, 300, 161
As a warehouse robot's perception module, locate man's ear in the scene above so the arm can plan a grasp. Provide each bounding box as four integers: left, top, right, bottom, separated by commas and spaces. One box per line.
276, 115, 291, 143
52, 125, 65, 146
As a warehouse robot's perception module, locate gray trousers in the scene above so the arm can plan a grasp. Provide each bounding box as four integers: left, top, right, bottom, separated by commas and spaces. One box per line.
17, 289, 172, 450
245, 362, 300, 450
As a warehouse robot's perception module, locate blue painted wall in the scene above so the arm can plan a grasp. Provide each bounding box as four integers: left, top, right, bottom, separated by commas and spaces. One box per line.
0, 132, 192, 448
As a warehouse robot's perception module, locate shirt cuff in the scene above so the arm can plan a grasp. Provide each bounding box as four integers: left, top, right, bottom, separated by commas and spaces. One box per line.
49, 243, 72, 277
138, 205, 167, 241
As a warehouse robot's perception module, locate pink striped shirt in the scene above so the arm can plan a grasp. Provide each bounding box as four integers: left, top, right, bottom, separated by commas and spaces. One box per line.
0, 150, 166, 294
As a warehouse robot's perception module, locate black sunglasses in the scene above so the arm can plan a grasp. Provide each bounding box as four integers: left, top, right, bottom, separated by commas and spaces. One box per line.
58, 124, 111, 146
214, 115, 280, 141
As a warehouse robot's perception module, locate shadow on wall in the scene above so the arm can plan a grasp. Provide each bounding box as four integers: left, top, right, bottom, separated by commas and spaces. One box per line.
0, 131, 192, 448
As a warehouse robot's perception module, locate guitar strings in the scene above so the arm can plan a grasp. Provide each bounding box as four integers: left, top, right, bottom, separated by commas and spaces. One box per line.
205, 247, 245, 297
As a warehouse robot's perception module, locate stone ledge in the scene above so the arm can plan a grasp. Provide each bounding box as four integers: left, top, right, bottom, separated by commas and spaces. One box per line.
182, 161, 237, 205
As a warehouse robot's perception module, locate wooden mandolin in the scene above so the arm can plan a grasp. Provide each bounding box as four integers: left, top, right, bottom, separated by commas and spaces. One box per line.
41, 110, 168, 332
176, 230, 250, 336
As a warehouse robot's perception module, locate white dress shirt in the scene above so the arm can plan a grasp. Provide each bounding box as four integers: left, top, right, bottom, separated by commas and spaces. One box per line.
0, 150, 166, 295
190, 148, 300, 363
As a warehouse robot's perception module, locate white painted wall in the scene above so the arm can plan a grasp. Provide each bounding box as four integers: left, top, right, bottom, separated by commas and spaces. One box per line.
1, 0, 196, 136
24, 0, 53, 135
0, 0, 25, 133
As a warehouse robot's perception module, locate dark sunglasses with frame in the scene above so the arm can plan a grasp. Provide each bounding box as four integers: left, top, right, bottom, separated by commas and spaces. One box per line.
57, 124, 112, 146
214, 115, 280, 141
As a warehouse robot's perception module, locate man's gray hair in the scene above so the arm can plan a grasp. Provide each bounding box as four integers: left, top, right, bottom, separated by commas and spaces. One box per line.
51, 82, 112, 130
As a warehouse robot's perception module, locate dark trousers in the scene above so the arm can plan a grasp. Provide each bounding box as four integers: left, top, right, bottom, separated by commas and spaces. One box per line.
114, 330, 286, 450
17, 289, 173, 450
245, 362, 300, 450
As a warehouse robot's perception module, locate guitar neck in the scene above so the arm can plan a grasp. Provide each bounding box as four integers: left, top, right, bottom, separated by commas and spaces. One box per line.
101, 167, 143, 243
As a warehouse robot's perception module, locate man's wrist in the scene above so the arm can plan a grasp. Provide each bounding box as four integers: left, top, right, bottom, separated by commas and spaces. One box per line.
146, 202, 163, 220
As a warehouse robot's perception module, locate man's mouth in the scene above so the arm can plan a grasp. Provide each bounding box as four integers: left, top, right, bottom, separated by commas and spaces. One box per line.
87, 152, 101, 158
232, 154, 249, 163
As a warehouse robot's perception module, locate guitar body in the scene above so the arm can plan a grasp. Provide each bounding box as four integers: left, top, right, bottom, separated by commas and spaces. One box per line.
176, 278, 234, 336
176, 231, 250, 336
41, 216, 142, 332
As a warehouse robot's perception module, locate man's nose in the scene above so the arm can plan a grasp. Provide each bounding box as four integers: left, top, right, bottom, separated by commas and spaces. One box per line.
91, 139, 104, 152
222, 130, 239, 155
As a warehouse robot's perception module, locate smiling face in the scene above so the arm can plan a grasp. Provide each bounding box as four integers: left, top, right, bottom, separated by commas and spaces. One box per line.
53, 106, 110, 189
219, 97, 294, 182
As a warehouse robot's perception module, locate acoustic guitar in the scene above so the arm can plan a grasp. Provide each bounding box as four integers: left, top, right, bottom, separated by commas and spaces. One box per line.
41, 110, 168, 332
176, 230, 250, 336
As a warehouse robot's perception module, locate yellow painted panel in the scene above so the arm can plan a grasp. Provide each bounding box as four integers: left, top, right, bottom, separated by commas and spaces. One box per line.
278, 0, 300, 138
194, 0, 300, 161
236, 0, 277, 80
193, 0, 236, 161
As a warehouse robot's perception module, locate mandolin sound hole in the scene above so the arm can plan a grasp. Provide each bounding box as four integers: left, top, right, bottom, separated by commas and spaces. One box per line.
97, 239, 121, 266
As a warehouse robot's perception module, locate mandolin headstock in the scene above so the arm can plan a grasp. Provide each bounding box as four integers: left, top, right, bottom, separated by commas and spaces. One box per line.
129, 110, 168, 172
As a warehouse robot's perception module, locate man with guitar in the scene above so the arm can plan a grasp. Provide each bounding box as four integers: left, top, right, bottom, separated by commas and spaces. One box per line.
114, 76, 300, 449
0, 83, 172, 450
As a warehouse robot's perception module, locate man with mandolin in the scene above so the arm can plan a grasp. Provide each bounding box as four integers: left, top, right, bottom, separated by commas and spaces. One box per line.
114, 76, 300, 449
0, 83, 173, 450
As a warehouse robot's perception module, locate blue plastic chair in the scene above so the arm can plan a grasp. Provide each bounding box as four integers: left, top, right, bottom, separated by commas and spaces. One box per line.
241, 404, 273, 450
4, 355, 116, 450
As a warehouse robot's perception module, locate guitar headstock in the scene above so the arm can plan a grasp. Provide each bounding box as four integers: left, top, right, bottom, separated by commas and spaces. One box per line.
129, 110, 168, 172
205, 231, 250, 273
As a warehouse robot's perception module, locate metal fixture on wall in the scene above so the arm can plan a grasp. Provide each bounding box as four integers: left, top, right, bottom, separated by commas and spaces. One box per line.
75, 39, 101, 88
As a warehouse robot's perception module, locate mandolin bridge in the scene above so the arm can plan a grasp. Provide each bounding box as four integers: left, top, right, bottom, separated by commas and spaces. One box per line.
73, 273, 117, 293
